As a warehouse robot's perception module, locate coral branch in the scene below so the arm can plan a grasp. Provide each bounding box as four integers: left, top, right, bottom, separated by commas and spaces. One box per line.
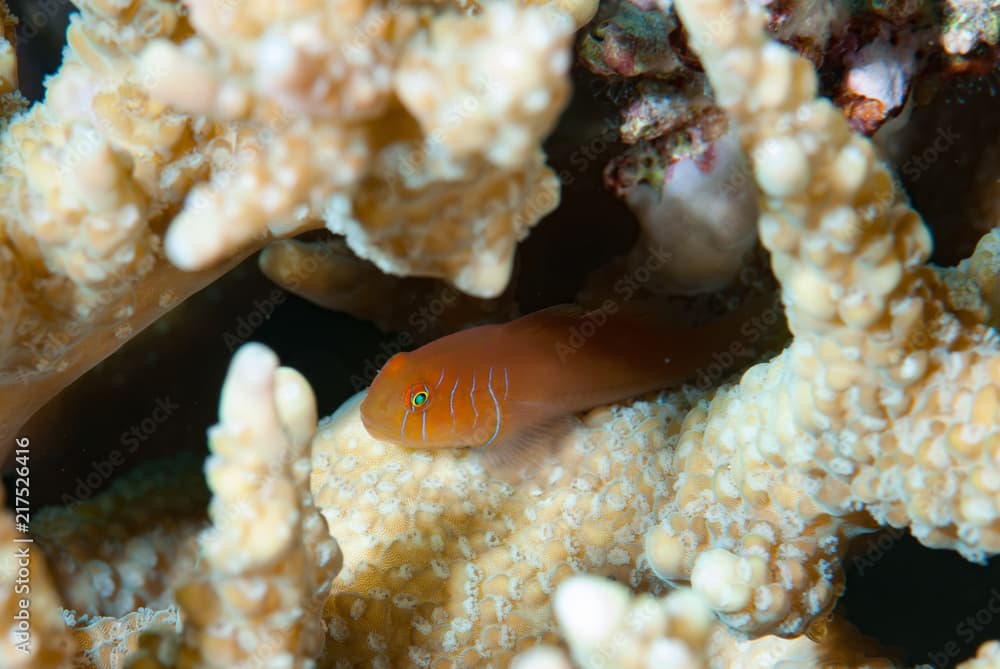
0, 0, 251, 460
171, 343, 341, 668
612, 0, 1000, 637
1, 0, 580, 456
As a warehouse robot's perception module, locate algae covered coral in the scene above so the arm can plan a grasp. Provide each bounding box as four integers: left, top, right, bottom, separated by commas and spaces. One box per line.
4, 0, 1000, 667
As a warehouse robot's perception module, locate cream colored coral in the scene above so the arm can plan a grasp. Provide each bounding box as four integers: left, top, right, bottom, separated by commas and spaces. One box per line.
136, 0, 573, 297
161, 120, 369, 271
511, 576, 898, 669
613, 0, 1000, 638
173, 343, 342, 668
311, 392, 695, 667
960, 641, 1000, 669
33, 455, 208, 618
0, 2, 16, 97
71, 606, 181, 669
961, 228, 1000, 328
258, 236, 519, 339
0, 479, 75, 668
706, 614, 898, 668
394, 2, 574, 169
327, 145, 559, 298
532, 0, 600, 27
28, 345, 343, 669
0, 0, 251, 458
2, 0, 579, 454
552, 577, 714, 669
188, 0, 414, 121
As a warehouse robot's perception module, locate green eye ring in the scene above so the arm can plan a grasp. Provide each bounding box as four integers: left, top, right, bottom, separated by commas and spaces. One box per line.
410, 388, 429, 409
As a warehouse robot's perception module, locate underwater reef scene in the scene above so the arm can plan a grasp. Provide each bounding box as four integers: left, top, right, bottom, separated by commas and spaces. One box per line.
5, 0, 1000, 666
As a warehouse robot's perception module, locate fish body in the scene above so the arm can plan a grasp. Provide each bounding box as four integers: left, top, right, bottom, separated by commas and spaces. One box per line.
360, 295, 772, 455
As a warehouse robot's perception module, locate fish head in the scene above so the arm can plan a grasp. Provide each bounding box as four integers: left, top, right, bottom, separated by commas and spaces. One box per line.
360, 351, 460, 449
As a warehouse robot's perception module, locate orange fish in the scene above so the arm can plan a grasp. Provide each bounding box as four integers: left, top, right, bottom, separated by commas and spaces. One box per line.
360, 294, 775, 460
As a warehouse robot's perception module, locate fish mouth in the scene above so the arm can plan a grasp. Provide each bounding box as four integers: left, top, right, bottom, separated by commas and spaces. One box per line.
358, 394, 391, 441
332, 390, 386, 441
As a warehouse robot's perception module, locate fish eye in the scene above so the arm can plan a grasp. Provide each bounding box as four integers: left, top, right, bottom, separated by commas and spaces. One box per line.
410, 387, 429, 409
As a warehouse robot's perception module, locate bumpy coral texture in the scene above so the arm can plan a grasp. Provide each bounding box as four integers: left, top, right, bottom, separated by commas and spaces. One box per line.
167, 344, 342, 669
0, 0, 250, 456
0, 0, 577, 456
510, 575, 899, 669
33, 455, 208, 619
622, 0, 1000, 638
0, 1, 16, 97
395, 3, 573, 169
145, 0, 572, 298
71, 606, 182, 669
546, 576, 715, 669
20, 344, 343, 669
311, 391, 695, 667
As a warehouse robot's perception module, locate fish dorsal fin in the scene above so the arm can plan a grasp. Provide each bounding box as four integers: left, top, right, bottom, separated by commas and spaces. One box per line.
528, 300, 680, 328
498, 304, 589, 337
470, 411, 581, 481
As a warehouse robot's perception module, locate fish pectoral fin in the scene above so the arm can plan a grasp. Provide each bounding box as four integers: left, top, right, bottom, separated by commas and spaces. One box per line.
471, 413, 581, 479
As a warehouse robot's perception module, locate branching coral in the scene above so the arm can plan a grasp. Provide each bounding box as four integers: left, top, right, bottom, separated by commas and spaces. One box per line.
542, 576, 715, 669
0, 0, 581, 458
165, 343, 342, 669
0, 0, 249, 458
142, 0, 574, 297
33, 454, 208, 618
395, 3, 573, 169
24, 343, 343, 669
621, 0, 1000, 638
